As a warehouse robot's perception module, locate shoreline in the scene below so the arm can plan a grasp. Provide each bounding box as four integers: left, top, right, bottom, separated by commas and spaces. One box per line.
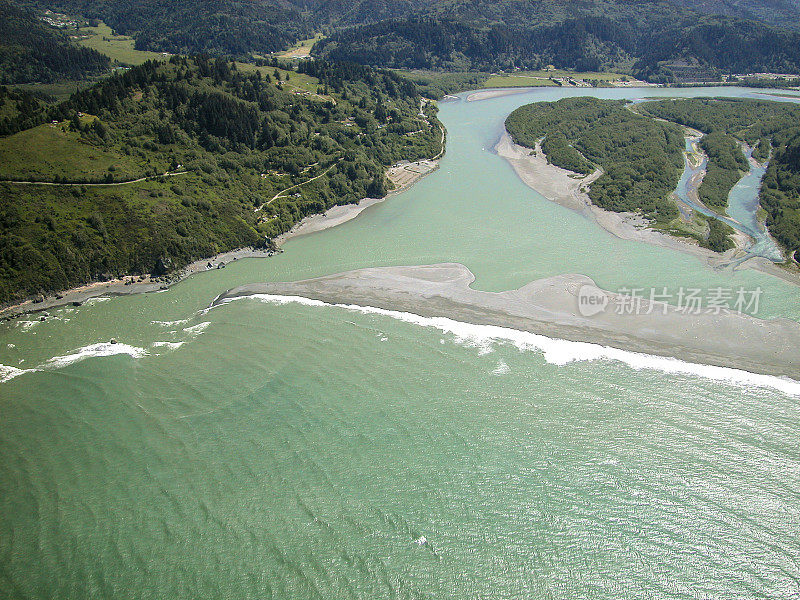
0, 157, 441, 321
274, 158, 439, 245
494, 131, 800, 285
214, 263, 800, 381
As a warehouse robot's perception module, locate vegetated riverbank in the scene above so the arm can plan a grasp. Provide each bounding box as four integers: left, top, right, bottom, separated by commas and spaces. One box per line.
494, 131, 800, 286
637, 97, 800, 259
0, 55, 445, 315
213, 263, 800, 382
0, 155, 443, 321
275, 157, 440, 244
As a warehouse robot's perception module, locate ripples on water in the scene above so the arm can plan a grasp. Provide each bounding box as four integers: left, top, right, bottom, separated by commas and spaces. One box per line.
2, 299, 799, 598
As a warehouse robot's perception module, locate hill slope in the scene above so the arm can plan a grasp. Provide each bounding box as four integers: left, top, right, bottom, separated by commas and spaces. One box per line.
31, 0, 800, 78
0, 56, 442, 305
312, 5, 800, 76
0, 0, 109, 84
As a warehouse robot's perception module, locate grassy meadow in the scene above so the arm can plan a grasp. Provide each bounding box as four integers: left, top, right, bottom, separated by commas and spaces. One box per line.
0, 117, 151, 182
74, 22, 168, 66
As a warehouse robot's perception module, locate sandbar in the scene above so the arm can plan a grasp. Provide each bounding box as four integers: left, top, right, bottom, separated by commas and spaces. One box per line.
215, 263, 800, 380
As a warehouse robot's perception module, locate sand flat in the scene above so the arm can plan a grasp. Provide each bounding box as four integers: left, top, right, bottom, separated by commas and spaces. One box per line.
215, 263, 800, 380
466, 88, 536, 102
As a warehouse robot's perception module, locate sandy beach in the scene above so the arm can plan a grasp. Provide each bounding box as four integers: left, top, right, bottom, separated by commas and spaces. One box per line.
215, 263, 800, 380
494, 131, 800, 285
466, 89, 537, 102
0, 247, 278, 321
275, 159, 439, 245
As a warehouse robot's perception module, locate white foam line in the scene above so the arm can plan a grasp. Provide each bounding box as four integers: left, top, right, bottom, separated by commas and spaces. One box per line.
0, 364, 35, 383
151, 341, 185, 350
2, 341, 154, 384
221, 293, 800, 397
152, 318, 191, 327
183, 322, 211, 335
44, 342, 147, 368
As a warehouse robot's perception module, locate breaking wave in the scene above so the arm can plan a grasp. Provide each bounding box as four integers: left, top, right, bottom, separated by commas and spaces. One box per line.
220, 293, 800, 397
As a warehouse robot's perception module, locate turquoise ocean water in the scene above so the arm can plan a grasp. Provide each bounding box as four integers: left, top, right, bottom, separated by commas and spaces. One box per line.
2, 87, 800, 599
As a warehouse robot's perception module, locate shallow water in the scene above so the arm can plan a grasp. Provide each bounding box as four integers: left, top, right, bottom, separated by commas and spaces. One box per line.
2, 86, 800, 599
674, 135, 783, 262
726, 146, 784, 261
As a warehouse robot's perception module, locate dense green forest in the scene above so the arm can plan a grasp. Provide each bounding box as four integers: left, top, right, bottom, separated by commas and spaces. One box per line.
22, 0, 800, 81
312, 5, 800, 77
670, 0, 800, 30
696, 132, 749, 211
25, 0, 311, 56
395, 71, 490, 99
762, 134, 800, 260
640, 98, 800, 235
507, 97, 800, 260
0, 0, 109, 84
672, 0, 800, 29
0, 56, 441, 305
505, 98, 685, 223
0, 86, 50, 135
640, 98, 800, 146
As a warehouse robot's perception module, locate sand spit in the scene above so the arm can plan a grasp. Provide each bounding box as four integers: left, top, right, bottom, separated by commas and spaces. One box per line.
214, 263, 800, 380
495, 131, 800, 285
467, 89, 537, 102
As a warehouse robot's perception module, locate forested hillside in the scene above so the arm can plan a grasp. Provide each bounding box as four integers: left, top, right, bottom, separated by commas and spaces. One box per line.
0, 0, 109, 84
0, 86, 49, 135
0, 56, 441, 305
313, 10, 800, 76
670, 0, 800, 31
26, 0, 800, 79
28, 0, 311, 56
762, 133, 800, 260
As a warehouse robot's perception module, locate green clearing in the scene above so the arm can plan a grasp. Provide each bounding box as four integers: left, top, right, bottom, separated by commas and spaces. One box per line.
234, 62, 334, 102
482, 75, 556, 88
482, 70, 628, 89
0, 119, 154, 182
276, 34, 324, 58
74, 22, 168, 66
515, 70, 626, 80
11, 81, 93, 102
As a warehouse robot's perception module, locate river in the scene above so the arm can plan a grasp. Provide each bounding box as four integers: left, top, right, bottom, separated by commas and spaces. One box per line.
673, 134, 784, 262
